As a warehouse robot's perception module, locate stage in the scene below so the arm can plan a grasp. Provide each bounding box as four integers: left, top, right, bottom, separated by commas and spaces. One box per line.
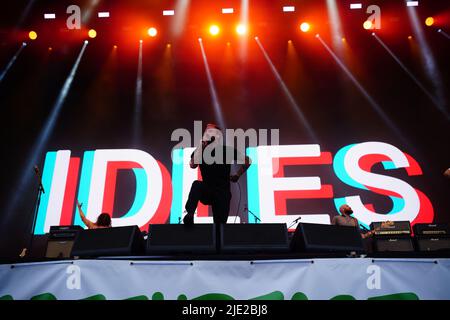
1, 256, 450, 300
1, 1, 450, 306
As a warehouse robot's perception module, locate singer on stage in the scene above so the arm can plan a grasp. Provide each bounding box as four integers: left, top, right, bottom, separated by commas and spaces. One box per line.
183, 124, 251, 225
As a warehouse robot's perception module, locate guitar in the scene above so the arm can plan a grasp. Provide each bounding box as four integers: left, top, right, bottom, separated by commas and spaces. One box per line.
362, 221, 395, 239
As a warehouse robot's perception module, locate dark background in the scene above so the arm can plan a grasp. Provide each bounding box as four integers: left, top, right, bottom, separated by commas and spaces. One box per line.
0, 0, 449, 258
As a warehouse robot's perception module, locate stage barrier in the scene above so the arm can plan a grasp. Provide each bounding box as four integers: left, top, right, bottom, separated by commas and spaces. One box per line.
1, 258, 450, 300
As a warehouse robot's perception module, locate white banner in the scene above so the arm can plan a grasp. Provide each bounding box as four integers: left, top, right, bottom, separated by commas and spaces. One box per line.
1, 258, 450, 300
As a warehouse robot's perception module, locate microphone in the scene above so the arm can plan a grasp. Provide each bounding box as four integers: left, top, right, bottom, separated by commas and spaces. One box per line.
34, 165, 45, 194
288, 216, 302, 230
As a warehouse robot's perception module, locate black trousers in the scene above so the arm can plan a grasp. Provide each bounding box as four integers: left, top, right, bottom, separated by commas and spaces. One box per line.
185, 180, 231, 224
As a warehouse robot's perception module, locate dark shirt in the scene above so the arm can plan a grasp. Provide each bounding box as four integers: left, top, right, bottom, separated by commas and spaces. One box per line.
191, 145, 246, 191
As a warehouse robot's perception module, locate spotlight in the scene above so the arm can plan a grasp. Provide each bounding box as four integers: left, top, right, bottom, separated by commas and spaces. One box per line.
222, 8, 234, 14
283, 6, 295, 12
198, 37, 202, 42
363, 20, 373, 30
139, 39, 143, 44
113, 45, 118, 49
22, 42, 27, 47
88, 29, 97, 38
163, 10, 175, 16
28, 31, 37, 40
315, 34, 320, 38
236, 24, 247, 35
342, 37, 346, 42
406, 1, 419, 7
84, 40, 89, 44
350, 3, 363, 9
300, 22, 311, 33
288, 40, 292, 44
48, 47, 52, 51
254, 36, 259, 40
227, 42, 231, 46
147, 27, 158, 37
425, 17, 434, 27
209, 25, 220, 36
167, 43, 171, 48
408, 35, 413, 40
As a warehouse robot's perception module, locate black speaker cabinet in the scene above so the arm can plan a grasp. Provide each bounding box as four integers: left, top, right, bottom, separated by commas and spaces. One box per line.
71, 226, 144, 257
373, 237, 415, 252
220, 224, 289, 253
415, 237, 450, 252
290, 223, 365, 253
147, 224, 217, 254
28, 234, 49, 258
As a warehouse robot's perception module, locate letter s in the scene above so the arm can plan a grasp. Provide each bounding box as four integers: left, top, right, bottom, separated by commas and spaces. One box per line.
333, 142, 433, 228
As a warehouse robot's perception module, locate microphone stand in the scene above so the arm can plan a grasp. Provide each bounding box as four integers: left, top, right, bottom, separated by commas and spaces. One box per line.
24, 167, 45, 258
244, 207, 261, 223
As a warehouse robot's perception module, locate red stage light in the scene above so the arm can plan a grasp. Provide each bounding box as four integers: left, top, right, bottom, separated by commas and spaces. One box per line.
148, 27, 158, 37
209, 25, 220, 36
300, 22, 311, 33
425, 17, 434, 27
363, 20, 373, 30
236, 24, 247, 35
88, 29, 97, 38
29, 31, 37, 40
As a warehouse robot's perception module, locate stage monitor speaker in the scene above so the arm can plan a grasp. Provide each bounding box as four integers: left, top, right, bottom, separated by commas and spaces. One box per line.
373, 237, 415, 252
220, 224, 289, 254
46, 225, 83, 258
147, 224, 217, 254
71, 226, 144, 257
415, 237, 450, 252
28, 235, 49, 259
290, 223, 365, 253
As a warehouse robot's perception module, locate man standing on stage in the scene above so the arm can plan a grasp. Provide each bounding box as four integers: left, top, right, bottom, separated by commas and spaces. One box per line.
332, 204, 374, 239
183, 123, 252, 225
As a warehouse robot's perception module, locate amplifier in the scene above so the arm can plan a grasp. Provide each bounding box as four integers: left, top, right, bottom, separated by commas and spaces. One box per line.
370, 221, 411, 236
373, 237, 415, 252
48, 225, 83, 240
413, 223, 450, 237
46, 225, 83, 258
415, 237, 450, 252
